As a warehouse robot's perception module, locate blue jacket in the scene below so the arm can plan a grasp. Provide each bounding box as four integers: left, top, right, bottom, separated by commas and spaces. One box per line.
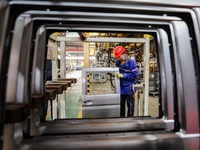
116, 55, 138, 94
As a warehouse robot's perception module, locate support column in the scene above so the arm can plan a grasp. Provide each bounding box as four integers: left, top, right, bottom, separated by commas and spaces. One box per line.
143, 38, 150, 116
59, 41, 66, 118
52, 41, 58, 120
49, 39, 58, 120
52, 41, 58, 80
106, 42, 110, 48
83, 42, 89, 67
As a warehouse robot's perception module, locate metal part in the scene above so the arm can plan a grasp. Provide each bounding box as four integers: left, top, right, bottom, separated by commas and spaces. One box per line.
42, 118, 171, 134
172, 21, 199, 134
11, 20, 175, 137
6, 0, 200, 7
10, 11, 198, 132
5, 12, 181, 136
29, 24, 173, 133
0, 2, 10, 139
82, 67, 120, 118
20, 132, 185, 150
1, 1, 200, 150
20, 11, 179, 118
30, 23, 177, 134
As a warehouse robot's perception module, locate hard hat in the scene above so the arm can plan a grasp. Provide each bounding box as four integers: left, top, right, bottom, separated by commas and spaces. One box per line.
114, 46, 125, 58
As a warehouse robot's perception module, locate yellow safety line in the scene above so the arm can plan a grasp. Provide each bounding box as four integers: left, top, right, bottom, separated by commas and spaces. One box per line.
78, 103, 82, 118
57, 99, 61, 104
46, 110, 51, 120
65, 77, 81, 94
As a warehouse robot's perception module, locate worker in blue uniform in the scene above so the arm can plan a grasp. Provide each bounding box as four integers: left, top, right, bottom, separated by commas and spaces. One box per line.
114, 46, 139, 117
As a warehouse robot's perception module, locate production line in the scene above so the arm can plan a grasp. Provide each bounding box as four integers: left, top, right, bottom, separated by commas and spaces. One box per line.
0, 0, 200, 150
7, 11, 179, 136
3, 15, 199, 150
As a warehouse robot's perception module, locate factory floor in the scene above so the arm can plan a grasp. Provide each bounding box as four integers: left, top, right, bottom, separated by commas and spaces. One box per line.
64, 70, 159, 119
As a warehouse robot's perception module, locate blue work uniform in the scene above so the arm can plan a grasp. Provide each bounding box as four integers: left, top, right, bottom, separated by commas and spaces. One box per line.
116, 55, 139, 117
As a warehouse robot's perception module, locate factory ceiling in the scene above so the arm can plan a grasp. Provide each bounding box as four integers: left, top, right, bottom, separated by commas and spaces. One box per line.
55, 32, 154, 51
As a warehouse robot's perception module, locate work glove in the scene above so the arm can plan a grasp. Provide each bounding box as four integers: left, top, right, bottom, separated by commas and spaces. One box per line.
111, 72, 115, 77
116, 73, 124, 78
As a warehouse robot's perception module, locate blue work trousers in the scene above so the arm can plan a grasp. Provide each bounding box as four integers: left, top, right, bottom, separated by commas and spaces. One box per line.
120, 94, 135, 117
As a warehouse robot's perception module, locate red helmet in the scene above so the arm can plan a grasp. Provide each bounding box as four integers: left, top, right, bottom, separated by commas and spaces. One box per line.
114, 46, 125, 58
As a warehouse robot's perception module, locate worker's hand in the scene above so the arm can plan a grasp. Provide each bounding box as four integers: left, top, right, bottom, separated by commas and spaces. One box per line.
116, 73, 124, 78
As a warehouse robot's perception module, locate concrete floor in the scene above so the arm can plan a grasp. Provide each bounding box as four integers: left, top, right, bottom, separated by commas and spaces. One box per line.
65, 70, 159, 118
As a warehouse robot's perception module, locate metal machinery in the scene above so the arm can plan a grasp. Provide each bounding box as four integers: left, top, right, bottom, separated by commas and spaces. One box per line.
29, 24, 176, 137
0, 0, 200, 150
82, 67, 120, 118
10, 11, 178, 137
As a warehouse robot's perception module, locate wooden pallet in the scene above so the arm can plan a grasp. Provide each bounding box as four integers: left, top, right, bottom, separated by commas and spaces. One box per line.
149, 92, 159, 97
